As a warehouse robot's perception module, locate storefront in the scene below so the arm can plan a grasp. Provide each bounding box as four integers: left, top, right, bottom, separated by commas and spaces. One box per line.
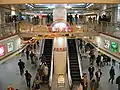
86, 34, 120, 57
0, 35, 21, 60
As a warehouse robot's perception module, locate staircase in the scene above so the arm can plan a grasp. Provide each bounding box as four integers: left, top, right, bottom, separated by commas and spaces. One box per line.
67, 39, 81, 85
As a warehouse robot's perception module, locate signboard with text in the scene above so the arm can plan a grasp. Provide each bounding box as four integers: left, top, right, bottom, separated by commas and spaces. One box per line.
7, 41, 14, 52
0, 46, 5, 56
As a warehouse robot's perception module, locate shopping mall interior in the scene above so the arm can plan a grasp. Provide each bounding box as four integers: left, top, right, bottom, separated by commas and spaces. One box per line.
0, 1, 120, 90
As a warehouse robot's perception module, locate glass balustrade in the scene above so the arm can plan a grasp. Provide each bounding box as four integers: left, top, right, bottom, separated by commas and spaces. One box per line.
0, 22, 19, 39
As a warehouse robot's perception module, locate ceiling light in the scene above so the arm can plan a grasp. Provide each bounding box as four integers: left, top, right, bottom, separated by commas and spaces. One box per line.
75, 11, 78, 13
86, 3, 94, 8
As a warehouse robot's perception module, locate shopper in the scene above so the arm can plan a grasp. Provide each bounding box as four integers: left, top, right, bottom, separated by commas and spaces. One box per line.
26, 49, 30, 60
33, 76, 40, 90
18, 59, 25, 76
88, 65, 95, 80
95, 69, 102, 83
30, 51, 34, 64
39, 54, 46, 64
116, 76, 120, 90
7, 84, 14, 90
81, 73, 88, 90
109, 66, 115, 84
90, 79, 97, 90
25, 70, 32, 88
43, 63, 48, 82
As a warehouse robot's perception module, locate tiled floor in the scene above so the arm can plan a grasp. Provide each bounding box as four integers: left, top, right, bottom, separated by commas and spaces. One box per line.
81, 52, 120, 90
0, 41, 42, 90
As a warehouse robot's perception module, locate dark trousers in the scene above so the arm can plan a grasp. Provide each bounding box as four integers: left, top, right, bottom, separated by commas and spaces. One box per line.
26, 79, 31, 88
118, 85, 120, 90
109, 76, 114, 83
20, 68, 24, 76
26, 54, 29, 60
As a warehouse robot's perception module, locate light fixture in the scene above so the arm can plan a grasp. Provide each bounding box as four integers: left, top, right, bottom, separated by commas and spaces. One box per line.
86, 3, 94, 8
75, 11, 78, 13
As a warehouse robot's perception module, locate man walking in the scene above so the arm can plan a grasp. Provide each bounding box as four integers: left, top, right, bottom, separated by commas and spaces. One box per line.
109, 66, 115, 84
25, 70, 32, 88
88, 65, 95, 80
18, 59, 25, 76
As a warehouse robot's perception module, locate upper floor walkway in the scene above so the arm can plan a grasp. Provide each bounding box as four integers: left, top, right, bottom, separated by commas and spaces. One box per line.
0, 20, 120, 40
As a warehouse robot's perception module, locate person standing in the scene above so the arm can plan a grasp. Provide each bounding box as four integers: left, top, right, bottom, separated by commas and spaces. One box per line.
39, 54, 46, 64
26, 49, 29, 60
18, 59, 25, 76
88, 65, 95, 80
25, 70, 32, 88
109, 66, 115, 84
95, 69, 102, 85
30, 51, 34, 64
116, 76, 120, 90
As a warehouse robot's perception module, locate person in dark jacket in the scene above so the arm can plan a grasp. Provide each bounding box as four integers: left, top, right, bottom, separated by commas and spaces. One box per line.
39, 54, 46, 64
96, 55, 101, 67
26, 49, 29, 60
116, 76, 120, 90
95, 69, 102, 83
25, 70, 32, 88
18, 59, 25, 76
88, 65, 95, 80
30, 51, 34, 64
109, 66, 115, 83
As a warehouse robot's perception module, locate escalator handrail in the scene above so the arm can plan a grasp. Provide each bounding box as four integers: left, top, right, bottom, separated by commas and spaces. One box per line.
49, 40, 54, 88
40, 39, 45, 56
75, 39, 83, 79
67, 40, 72, 88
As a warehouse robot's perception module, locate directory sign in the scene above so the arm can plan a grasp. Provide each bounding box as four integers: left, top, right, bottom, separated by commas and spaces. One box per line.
7, 41, 14, 52
0, 46, 5, 56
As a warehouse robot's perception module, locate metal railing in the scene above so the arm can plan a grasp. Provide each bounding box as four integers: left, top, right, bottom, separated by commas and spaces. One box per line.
75, 39, 83, 79
49, 40, 54, 88
0, 22, 20, 38
82, 21, 120, 38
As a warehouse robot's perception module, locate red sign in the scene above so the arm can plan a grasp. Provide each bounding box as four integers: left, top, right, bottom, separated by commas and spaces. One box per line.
0, 46, 5, 56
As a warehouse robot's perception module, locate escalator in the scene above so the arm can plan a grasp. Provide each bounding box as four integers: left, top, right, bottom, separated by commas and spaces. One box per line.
67, 39, 81, 85
40, 39, 53, 90
43, 39, 53, 79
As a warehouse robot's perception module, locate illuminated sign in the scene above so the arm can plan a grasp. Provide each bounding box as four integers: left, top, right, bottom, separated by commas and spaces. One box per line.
110, 42, 118, 52
104, 40, 110, 49
48, 19, 73, 32
0, 46, 5, 56
7, 42, 14, 52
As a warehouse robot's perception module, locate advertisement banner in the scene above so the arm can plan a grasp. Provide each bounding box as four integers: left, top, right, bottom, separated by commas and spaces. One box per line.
0, 46, 5, 56
104, 40, 110, 49
7, 41, 14, 52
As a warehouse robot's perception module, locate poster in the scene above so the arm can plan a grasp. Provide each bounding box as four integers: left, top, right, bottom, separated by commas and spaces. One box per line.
0, 46, 5, 56
7, 41, 14, 52
104, 40, 110, 49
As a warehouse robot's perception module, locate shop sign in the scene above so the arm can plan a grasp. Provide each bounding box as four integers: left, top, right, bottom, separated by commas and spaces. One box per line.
110, 42, 118, 52
104, 40, 110, 49
0, 46, 5, 56
7, 41, 14, 52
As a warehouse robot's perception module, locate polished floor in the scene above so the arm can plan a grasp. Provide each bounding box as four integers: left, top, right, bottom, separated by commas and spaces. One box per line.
0, 45, 120, 90
81, 50, 120, 90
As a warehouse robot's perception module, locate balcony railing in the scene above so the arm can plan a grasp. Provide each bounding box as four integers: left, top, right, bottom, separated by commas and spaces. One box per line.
0, 22, 20, 39
83, 21, 120, 38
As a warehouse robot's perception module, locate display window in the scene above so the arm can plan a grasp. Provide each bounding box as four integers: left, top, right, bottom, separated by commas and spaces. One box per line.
7, 41, 14, 52
0, 46, 5, 56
